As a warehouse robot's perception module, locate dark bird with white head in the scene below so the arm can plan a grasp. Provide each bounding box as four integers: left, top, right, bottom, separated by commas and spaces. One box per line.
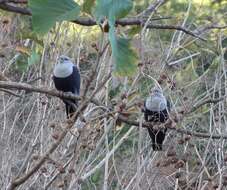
53, 55, 81, 118
143, 87, 170, 151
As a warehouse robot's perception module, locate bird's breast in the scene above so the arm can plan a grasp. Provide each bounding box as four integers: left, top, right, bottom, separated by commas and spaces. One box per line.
53, 63, 73, 78
145, 96, 167, 112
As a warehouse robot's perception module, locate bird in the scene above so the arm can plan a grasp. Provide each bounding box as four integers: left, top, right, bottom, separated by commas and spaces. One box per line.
53, 55, 81, 118
143, 87, 170, 151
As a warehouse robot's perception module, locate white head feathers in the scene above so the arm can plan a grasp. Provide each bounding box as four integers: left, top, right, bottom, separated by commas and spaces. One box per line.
145, 87, 167, 111
53, 55, 74, 78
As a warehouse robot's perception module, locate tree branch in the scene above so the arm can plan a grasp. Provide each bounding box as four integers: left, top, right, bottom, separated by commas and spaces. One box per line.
8, 0, 27, 3
0, 2, 31, 15
118, 115, 227, 139
0, 2, 209, 41
0, 88, 21, 97
0, 80, 102, 106
187, 96, 226, 114
137, 0, 166, 17
0, 80, 226, 140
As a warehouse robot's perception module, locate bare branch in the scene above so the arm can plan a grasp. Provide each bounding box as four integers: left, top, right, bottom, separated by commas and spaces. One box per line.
0, 80, 102, 106
117, 115, 227, 139
187, 96, 226, 114
0, 88, 21, 97
0, 80, 226, 140
0, 2, 209, 41
138, 0, 167, 17
8, 0, 27, 3
7, 98, 89, 190
0, 2, 31, 15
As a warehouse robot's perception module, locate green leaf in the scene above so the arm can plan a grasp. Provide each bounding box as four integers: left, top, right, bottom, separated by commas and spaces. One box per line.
94, 0, 133, 22
28, 51, 41, 66
29, 0, 80, 34
109, 27, 138, 76
93, 0, 136, 76
82, 0, 95, 14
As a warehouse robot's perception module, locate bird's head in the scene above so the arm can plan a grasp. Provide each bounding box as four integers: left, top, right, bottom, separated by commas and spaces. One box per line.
54, 55, 74, 78
58, 55, 71, 64
150, 87, 163, 96
145, 87, 167, 111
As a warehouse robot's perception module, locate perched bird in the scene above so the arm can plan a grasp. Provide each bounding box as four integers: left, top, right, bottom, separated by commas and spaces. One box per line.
53, 55, 80, 118
143, 88, 170, 151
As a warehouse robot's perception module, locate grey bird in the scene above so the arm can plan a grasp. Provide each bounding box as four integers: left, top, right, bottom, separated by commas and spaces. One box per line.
143, 88, 170, 151
53, 55, 81, 118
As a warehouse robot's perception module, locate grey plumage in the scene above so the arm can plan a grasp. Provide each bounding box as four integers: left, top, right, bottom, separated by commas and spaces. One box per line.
143, 87, 170, 151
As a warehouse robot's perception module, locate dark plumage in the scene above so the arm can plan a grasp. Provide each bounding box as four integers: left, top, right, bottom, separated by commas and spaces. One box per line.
143, 88, 170, 151
53, 55, 80, 118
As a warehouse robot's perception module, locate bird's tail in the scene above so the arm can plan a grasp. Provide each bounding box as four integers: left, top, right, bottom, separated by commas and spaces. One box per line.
152, 143, 163, 151
64, 100, 78, 118
147, 128, 166, 151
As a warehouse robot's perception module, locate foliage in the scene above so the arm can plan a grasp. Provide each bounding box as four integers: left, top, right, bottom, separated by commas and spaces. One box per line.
29, 0, 80, 34
109, 35, 138, 76
28, 0, 137, 76
93, 0, 133, 22
94, 0, 138, 76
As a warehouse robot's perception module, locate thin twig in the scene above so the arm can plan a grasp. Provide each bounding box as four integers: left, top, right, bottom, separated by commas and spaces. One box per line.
0, 88, 22, 97
0, 81, 226, 139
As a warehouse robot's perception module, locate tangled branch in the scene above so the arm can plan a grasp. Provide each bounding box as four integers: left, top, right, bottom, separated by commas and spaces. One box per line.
0, 80, 226, 139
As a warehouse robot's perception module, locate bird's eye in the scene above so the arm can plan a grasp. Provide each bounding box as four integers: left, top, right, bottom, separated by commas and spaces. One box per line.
64, 58, 68, 61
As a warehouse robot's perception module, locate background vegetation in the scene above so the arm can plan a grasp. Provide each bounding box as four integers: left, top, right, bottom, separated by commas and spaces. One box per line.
0, 0, 226, 189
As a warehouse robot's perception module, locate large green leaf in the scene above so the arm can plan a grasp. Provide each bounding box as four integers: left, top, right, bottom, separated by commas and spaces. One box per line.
109, 27, 138, 76
94, 0, 133, 22
93, 0, 136, 76
29, 0, 80, 34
